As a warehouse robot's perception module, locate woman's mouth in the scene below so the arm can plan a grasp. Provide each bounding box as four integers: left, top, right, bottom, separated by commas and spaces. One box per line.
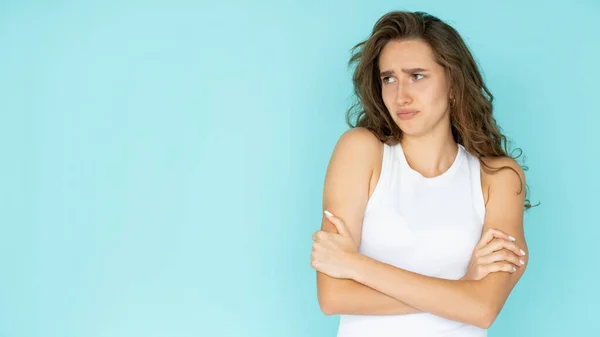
397, 109, 419, 120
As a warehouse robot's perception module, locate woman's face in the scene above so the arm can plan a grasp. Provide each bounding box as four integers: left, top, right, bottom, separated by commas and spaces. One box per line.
378, 39, 452, 138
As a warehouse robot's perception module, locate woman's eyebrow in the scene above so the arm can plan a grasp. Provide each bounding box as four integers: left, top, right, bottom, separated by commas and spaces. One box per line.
379, 68, 428, 76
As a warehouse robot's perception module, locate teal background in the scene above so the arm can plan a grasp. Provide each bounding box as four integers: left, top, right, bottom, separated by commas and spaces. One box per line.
1, 0, 598, 336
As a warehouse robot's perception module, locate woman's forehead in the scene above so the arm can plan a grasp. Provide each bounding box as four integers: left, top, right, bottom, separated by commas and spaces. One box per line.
379, 40, 437, 68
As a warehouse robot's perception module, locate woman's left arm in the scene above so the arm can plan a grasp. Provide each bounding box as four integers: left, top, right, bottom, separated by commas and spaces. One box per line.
349, 157, 529, 329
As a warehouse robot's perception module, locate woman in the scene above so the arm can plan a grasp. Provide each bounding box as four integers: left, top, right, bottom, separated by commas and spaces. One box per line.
310, 10, 533, 337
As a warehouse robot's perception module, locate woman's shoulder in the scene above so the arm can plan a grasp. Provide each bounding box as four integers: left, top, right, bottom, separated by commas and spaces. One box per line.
479, 155, 526, 204
333, 127, 385, 199
479, 156, 525, 178
333, 127, 384, 159
337, 126, 383, 146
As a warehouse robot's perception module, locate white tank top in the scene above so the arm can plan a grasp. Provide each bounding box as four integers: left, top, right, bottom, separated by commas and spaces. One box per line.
337, 141, 487, 337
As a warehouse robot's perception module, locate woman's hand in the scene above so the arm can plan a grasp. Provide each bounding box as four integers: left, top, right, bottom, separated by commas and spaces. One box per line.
462, 228, 527, 281
310, 210, 359, 279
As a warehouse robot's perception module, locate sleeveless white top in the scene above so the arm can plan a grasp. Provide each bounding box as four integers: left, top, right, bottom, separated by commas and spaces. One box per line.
337, 142, 487, 337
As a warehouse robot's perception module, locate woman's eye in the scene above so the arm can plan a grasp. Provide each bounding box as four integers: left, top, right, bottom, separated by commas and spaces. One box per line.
382, 75, 423, 84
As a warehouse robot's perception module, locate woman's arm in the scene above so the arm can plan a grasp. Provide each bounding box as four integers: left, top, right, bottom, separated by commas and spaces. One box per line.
318, 276, 422, 315
316, 127, 421, 316
345, 157, 529, 328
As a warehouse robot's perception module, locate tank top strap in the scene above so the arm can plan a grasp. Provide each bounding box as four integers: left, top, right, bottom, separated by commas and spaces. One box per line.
364, 142, 393, 213
465, 151, 486, 224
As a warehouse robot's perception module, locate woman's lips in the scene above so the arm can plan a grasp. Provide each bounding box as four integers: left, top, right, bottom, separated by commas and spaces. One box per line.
396, 110, 419, 120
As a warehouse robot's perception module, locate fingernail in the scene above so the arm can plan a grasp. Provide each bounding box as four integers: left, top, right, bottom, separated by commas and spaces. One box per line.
508, 236, 516, 241
520, 249, 526, 256
324, 210, 333, 217
512, 266, 516, 272
519, 259, 525, 265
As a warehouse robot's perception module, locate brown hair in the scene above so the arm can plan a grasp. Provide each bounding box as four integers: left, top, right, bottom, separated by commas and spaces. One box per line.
345, 10, 536, 210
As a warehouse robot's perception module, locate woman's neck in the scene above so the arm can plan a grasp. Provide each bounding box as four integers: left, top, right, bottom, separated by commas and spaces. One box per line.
400, 131, 458, 178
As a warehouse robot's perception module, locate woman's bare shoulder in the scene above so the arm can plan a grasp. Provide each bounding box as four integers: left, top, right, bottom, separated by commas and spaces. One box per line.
336, 127, 382, 149
480, 156, 526, 204
333, 127, 384, 198
480, 156, 525, 179
331, 127, 382, 162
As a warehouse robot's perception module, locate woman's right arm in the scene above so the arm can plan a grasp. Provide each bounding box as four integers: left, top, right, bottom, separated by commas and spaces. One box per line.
316, 127, 422, 315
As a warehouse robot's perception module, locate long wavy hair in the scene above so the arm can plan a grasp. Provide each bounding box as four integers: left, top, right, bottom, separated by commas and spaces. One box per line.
345, 10, 536, 210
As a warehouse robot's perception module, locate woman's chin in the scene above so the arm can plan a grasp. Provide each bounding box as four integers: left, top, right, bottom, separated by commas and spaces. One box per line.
397, 124, 422, 137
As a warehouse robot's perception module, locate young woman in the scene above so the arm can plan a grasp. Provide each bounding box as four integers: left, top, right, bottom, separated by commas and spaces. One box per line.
310, 11, 533, 337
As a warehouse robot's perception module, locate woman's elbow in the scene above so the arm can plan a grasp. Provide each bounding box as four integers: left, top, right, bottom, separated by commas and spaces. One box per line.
320, 304, 337, 316
464, 297, 499, 329
318, 292, 339, 315
473, 315, 493, 329
475, 304, 501, 329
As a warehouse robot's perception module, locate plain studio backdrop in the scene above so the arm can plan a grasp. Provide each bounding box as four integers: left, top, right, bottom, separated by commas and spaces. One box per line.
1, 0, 598, 336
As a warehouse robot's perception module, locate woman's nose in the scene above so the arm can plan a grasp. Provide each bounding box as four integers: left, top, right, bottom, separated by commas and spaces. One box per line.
395, 83, 412, 106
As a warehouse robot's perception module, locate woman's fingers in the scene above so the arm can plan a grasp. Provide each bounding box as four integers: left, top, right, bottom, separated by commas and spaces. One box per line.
312, 230, 343, 250
477, 249, 525, 268
474, 228, 515, 250
312, 230, 332, 241
484, 262, 518, 274
476, 238, 526, 258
